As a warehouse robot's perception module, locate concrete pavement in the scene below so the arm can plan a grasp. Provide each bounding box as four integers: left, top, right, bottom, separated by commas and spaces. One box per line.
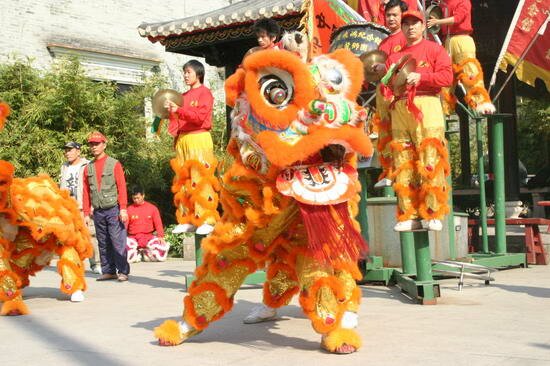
1, 259, 549, 366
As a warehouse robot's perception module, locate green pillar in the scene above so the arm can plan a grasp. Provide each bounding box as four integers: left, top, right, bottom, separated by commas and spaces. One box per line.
489, 114, 509, 254
445, 118, 457, 260
194, 234, 204, 267
400, 232, 417, 275
358, 168, 369, 241
414, 231, 433, 282
475, 116, 489, 253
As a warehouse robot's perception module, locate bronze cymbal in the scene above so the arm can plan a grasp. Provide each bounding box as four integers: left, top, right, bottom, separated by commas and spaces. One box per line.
360, 50, 388, 82
390, 55, 417, 96
426, 4, 444, 34
152, 89, 182, 119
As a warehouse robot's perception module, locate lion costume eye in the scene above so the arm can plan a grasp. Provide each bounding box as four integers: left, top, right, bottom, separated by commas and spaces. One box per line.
325, 68, 343, 85
258, 68, 294, 108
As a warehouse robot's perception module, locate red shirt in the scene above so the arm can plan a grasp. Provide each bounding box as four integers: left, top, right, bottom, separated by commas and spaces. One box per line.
82, 155, 128, 216
441, 0, 473, 35
379, 30, 407, 56
127, 201, 164, 237
168, 85, 213, 137
386, 39, 453, 94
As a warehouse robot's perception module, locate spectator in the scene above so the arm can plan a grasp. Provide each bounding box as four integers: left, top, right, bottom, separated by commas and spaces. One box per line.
59, 141, 101, 274
126, 186, 169, 262
82, 131, 130, 282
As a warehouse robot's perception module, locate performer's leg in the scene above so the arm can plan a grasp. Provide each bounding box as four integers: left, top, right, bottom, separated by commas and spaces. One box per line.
448, 35, 495, 114
86, 219, 101, 272
57, 246, 86, 302
390, 102, 421, 227
0, 238, 29, 316
295, 252, 362, 354
126, 237, 140, 263
154, 241, 261, 345
375, 85, 394, 184
413, 97, 450, 228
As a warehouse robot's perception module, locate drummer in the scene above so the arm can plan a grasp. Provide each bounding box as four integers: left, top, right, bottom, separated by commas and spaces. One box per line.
384, 10, 453, 232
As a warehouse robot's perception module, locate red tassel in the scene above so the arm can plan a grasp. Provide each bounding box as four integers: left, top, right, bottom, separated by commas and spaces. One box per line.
298, 202, 368, 264
406, 85, 423, 123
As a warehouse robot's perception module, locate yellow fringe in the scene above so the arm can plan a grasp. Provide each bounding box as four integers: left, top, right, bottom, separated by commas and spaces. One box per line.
322, 328, 362, 353
154, 320, 184, 346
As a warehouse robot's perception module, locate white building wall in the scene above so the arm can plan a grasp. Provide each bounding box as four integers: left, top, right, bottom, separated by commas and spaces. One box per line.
0, 0, 233, 90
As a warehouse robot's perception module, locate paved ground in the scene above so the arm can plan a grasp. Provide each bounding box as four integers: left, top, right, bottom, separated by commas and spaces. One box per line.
1, 259, 549, 366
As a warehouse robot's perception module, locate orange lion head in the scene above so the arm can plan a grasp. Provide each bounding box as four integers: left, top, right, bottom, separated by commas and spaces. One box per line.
225, 48, 372, 205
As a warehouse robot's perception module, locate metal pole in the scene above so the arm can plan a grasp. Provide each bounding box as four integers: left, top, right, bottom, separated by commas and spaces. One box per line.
414, 231, 434, 283
476, 116, 489, 253
489, 114, 508, 254
400, 232, 417, 275
194, 234, 204, 267
445, 120, 456, 260
358, 168, 369, 242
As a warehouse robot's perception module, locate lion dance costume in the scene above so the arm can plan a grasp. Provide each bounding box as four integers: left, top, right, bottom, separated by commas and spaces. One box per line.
154, 48, 373, 353
0, 102, 92, 316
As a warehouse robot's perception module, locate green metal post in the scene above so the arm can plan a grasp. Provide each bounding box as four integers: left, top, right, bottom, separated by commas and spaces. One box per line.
194, 234, 204, 267
358, 168, 369, 241
475, 116, 489, 253
489, 114, 508, 254
414, 231, 434, 283
445, 119, 457, 260
400, 232, 417, 275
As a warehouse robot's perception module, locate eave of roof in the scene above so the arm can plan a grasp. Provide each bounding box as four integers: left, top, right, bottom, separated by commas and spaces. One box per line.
138, 0, 304, 43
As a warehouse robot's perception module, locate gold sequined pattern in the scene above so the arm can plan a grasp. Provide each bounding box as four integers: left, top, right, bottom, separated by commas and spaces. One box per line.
315, 286, 339, 320
202, 263, 250, 295
192, 291, 223, 322
335, 269, 359, 312
269, 270, 297, 297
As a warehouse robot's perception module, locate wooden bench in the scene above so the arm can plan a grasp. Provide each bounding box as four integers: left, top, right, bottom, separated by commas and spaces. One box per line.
468, 218, 549, 265
537, 201, 550, 233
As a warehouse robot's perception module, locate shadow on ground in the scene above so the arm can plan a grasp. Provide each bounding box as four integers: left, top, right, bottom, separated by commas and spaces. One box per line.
132, 299, 321, 352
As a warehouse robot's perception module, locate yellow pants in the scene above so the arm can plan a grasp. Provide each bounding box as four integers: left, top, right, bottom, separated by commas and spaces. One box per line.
390, 96, 450, 221
375, 84, 393, 180
172, 131, 219, 227
443, 35, 492, 113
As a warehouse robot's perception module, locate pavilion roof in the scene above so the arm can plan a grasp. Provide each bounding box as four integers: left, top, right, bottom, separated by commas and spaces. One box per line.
138, 0, 304, 44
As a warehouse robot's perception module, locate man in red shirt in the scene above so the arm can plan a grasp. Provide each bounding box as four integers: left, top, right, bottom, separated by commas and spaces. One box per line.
374, 0, 417, 26
126, 186, 169, 262
427, 0, 495, 114
83, 131, 130, 281
385, 10, 453, 232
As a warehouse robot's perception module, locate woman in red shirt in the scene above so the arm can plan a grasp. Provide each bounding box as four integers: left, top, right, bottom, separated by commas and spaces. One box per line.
165, 60, 219, 235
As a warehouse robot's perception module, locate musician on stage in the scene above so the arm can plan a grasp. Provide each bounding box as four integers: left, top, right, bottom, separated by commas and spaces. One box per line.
165, 60, 219, 236
373, 0, 411, 188
385, 10, 453, 231
426, 0, 495, 114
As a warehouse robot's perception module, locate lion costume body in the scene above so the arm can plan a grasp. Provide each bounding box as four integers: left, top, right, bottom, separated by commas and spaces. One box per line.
154, 48, 373, 353
0, 103, 93, 316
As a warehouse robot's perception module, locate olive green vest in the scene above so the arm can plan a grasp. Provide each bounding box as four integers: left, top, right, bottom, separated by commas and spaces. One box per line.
87, 156, 119, 209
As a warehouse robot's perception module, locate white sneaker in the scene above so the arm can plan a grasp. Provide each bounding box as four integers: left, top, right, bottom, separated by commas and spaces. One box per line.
91, 265, 102, 275
341, 311, 359, 329
394, 219, 422, 232
196, 223, 214, 235
70, 290, 85, 302
243, 304, 277, 324
422, 219, 443, 231
374, 178, 393, 188
172, 223, 196, 234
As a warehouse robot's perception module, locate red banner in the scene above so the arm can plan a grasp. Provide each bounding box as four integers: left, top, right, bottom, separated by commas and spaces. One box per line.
498, 0, 550, 90
303, 0, 366, 57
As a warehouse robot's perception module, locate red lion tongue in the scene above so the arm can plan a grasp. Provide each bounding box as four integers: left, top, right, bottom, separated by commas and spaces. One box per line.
298, 202, 368, 264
